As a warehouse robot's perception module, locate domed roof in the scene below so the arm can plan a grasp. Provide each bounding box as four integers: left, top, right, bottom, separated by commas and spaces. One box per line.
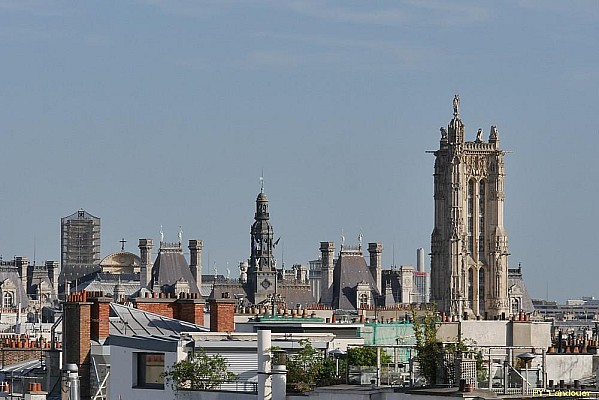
99, 251, 141, 268
257, 191, 268, 202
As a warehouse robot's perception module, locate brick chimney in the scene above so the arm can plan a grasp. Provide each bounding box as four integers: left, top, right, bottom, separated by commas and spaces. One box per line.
368, 242, 383, 293
188, 240, 203, 290
63, 292, 92, 400
319, 242, 335, 304
90, 297, 111, 342
209, 294, 236, 332
176, 295, 205, 326
138, 239, 153, 290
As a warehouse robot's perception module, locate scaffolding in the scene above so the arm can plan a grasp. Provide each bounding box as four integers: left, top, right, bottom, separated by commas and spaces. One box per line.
61, 209, 101, 268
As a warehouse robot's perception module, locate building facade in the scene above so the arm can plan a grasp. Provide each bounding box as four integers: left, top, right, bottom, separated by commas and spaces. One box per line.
430, 96, 509, 318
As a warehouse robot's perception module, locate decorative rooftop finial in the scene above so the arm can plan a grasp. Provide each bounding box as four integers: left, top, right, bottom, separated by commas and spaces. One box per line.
160, 225, 164, 242
178, 226, 183, 243
489, 125, 499, 142
120, 238, 127, 251
453, 94, 460, 116
260, 169, 264, 193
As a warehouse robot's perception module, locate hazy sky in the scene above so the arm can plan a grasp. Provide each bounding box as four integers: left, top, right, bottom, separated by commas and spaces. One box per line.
1, 1, 597, 303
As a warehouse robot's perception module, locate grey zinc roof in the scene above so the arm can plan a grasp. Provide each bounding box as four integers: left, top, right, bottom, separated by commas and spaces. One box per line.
151, 250, 199, 293
73, 272, 140, 297
75, 279, 140, 297
109, 303, 207, 337
508, 268, 535, 313
278, 284, 316, 308
332, 252, 379, 310
59, 264, 101, 284
210, 281, 248, 300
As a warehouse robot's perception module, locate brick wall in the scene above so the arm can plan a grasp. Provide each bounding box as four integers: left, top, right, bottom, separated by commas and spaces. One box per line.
132, 295, 204, 326
1, 348, 43, 367
133, 298, 177, 318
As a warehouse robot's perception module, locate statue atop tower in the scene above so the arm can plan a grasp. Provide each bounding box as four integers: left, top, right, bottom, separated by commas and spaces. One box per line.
453, 94, 460, 116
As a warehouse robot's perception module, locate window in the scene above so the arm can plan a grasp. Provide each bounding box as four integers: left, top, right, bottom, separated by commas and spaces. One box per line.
511, 298, 520, 315
478, 268, 485, 315
3, 292, 13, 308
478, 181, 486, 260
467, 180, 474, 254
467, 268, 473, 308
136, 353, 165, 389
359, 293, 369, 309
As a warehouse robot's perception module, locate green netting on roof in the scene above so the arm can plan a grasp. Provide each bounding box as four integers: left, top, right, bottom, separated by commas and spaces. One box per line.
358, 322, 416, 363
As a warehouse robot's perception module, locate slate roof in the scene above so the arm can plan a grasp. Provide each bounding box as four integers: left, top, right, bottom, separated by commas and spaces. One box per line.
210, 281, 247, 301
508, 267, 535, 313
151, 246, 199, 293
200, 282, 214, 297
0, 270, 30, 308
75, 279, 140, 297
59, 264, 101, 284
332, 249, 379, 310
278, 284, 316, 308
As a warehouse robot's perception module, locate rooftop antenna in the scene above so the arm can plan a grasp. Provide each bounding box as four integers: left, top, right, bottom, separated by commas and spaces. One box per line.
33, 235, 36, 266
392, 242, 396, 269
260, 169, 265, 193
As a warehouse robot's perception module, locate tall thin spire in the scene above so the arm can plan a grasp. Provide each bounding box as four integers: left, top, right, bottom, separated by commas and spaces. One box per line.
260, 169, 264, 193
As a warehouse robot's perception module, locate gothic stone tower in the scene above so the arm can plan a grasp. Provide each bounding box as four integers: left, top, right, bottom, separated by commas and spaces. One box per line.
247, 189, 277, 305
430, 95, 509, 319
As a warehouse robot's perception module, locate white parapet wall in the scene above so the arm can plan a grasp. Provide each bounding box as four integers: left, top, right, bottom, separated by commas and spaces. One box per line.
545, 354, 594, 384
436, 320, 551, 349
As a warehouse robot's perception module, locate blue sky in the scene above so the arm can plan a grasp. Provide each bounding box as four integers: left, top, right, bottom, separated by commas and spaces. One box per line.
0, 1, 597, 302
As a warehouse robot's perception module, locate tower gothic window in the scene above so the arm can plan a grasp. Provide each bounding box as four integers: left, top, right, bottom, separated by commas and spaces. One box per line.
478, 268, 485, 315
467, 267, 473, 308
478, 181, 486, 259
467, 180, 474, 254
